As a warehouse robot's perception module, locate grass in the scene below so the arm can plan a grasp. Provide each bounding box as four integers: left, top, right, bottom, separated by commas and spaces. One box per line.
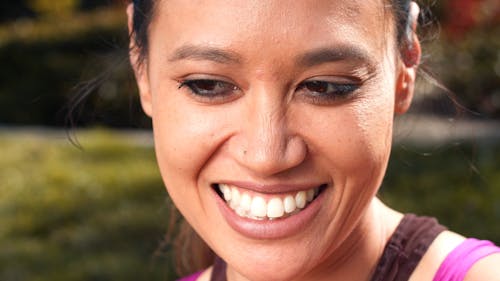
381, 141, 500, 244
0, 129, 499, 280
0, 129, 174, 281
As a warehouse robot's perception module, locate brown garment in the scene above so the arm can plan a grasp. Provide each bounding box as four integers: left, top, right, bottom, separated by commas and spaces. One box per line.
210, 214, 446, 281
369, 214, 446, 281
210, 256, 227, 281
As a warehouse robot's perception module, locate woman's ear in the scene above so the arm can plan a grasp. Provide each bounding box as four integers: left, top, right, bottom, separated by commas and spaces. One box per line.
395, 66, 416, 115
127, 3, 153, 117
395, 1, 421, 115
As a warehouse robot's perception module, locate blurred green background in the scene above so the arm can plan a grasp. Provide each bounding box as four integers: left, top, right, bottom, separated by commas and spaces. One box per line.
0, 0, 499, 280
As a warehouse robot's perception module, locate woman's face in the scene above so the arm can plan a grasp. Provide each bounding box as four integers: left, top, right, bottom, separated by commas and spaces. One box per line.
132, 0, 415, 280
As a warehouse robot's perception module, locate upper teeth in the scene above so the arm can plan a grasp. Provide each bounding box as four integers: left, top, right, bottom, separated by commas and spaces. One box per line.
218, 184, 319, 220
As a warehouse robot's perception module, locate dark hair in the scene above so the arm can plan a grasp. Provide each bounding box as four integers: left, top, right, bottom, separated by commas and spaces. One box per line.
127, 0, 436, 277
130, 0, 155, 67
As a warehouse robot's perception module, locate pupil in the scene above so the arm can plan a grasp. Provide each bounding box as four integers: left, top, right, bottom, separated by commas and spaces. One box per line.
307, 81, 327, 93
197, 80, 217, 91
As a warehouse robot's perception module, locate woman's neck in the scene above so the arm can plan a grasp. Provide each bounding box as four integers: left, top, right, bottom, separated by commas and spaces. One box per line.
293, 198, 403, 281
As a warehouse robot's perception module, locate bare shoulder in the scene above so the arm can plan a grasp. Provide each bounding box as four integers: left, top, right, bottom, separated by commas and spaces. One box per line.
196, 266, 213, 281
411, 230, 500, 281
409, 230, 465, 281
464, 253, 500, 281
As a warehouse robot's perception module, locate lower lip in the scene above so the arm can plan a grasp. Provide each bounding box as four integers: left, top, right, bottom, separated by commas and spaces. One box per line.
213, 187, 326, 240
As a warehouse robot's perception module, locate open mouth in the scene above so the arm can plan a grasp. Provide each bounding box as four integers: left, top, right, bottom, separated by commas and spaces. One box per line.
213, 183, 327, 220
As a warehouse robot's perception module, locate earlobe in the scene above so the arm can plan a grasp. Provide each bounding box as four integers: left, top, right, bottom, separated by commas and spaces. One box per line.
127, 3, 153, 117
394, 67, 415, 115
395, 1, 421, 115
395, 48, 418, 114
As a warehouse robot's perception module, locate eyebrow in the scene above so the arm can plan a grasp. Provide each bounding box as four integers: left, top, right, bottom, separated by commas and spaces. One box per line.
296, 45, 375, 69
168, 44, 376, 71
168, 45, 242, 64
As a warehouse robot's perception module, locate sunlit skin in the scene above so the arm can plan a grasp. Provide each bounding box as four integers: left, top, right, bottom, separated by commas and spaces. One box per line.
132, 0, 413, 280
127, 1, 496, 281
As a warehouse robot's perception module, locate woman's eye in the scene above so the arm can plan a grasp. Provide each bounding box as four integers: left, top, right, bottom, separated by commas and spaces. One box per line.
178, 79, 238, 97
297, 80, 359, 101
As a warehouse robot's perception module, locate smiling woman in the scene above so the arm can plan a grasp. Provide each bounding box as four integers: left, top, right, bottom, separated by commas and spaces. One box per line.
123, 1, 500, 281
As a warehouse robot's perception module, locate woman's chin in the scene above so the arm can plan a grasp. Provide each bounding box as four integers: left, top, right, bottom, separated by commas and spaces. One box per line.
226, 252, 316, 281
213, 234, 330, 281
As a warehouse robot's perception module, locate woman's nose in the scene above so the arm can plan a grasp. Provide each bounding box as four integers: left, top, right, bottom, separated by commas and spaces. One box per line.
228, 92, 307, 177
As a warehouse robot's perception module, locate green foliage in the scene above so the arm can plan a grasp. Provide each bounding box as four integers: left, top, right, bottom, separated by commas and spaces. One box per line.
381, 141, 500, 244
28, 0, 79, 18
0, 0, 116, 23
426, 25, 500, 118
0, 6, 149, 127
0, 130, 175, 281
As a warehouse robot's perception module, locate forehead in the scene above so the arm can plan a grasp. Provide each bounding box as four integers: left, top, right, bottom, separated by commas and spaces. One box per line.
150, 0, 393, 63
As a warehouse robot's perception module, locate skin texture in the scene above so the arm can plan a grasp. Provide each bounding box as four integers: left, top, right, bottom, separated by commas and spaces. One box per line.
128, 0, 426, 280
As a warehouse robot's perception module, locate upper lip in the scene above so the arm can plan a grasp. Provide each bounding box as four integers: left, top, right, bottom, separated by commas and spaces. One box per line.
215, 180, 328, 194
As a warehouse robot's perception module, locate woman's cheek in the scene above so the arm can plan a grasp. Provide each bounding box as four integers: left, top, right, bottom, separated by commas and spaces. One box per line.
154, 108, 218, 177
150, 106, 222, 232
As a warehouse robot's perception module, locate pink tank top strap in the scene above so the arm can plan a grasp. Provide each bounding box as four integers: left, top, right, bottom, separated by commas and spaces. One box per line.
433, 238, 500, 281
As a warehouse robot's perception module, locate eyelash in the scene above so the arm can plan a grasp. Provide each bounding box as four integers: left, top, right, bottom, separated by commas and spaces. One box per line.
178, 79, 239, 99
296, 80, 360, 102
178, 78, 360, 103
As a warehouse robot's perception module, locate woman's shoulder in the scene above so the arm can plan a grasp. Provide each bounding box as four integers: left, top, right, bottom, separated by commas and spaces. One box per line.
411, 230, 500, 281
464, 251, 500, 281
410, 231, 465, 281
